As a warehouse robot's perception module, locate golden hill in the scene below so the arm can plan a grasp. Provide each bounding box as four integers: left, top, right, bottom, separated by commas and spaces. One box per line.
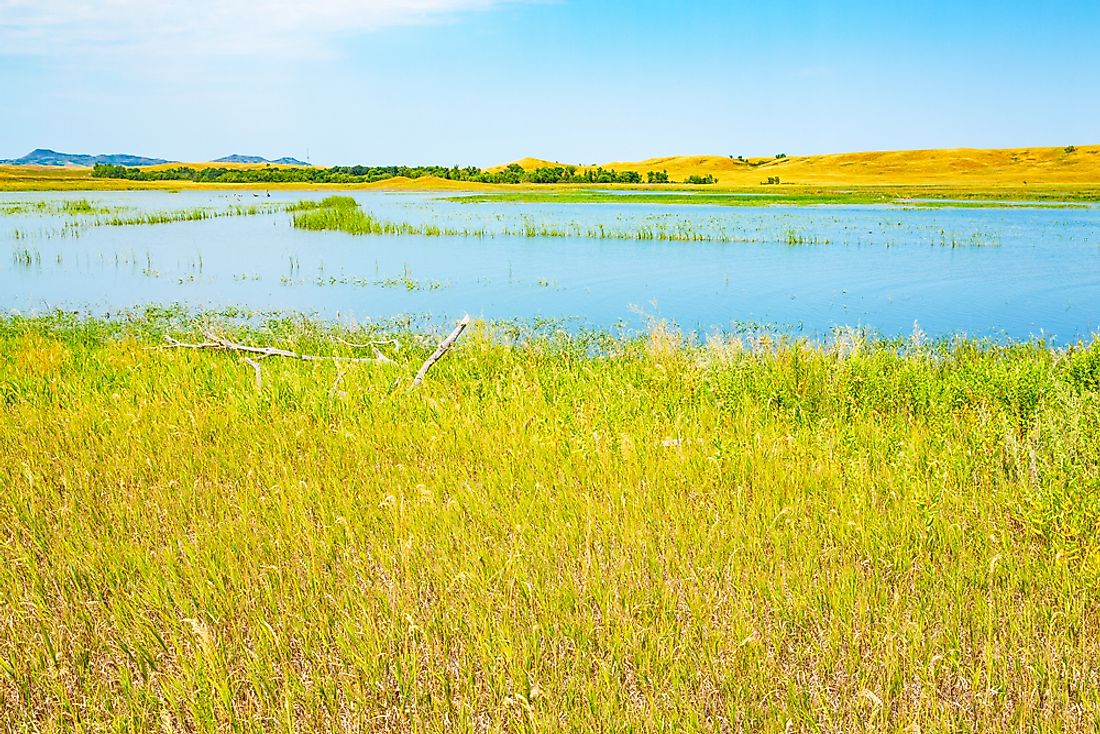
486, 157, 562, 173
503, 145, 1100, 186
361, 175, 497, 191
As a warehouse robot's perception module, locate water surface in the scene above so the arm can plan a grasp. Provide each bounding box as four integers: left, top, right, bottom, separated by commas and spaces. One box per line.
2, 190, 1097, 340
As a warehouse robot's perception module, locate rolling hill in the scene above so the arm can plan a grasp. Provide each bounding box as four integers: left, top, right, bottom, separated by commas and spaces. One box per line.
0, 148, 170, 167
213, 155, 312, 166
505, 145, 1100, 186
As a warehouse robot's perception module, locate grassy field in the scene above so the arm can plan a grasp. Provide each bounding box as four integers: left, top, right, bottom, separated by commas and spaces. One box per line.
450, 187, 1100, 207
2, 312, 1099, 731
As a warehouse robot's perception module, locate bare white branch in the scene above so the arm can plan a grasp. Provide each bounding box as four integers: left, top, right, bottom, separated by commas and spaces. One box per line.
153, 332, 390, 364
337, 336, 401, 351
411, 314, 471, 388
242, 357, 263, 391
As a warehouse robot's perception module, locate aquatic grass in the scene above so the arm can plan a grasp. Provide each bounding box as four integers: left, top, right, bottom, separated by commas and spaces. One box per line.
290, 199, 1006, 248
60, 199, 111, 216
1, 199, 118, 217
94, 203, 283, 228
291, 202, 1004, 246
10, 247, 40, 267
292, 204, 486, 238
1, 313, 1099, 730
291, 200, 791, 244
287, 195, 360, 212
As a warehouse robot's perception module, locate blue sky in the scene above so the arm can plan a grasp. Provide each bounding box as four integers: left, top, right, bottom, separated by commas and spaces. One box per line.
1, 0, 1098, 166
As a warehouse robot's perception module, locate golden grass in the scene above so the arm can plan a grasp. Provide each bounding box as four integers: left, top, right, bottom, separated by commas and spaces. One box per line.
510, 145, 1100, 187
486, 157, 563, 173
1, 314, 1099, 731
361, 175, 499, 192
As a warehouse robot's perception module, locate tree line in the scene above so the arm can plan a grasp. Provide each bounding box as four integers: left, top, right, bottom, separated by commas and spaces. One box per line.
91, 163, 717, 186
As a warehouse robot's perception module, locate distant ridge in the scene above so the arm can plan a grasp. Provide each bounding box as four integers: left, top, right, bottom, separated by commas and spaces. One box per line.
499, 145, 1100, 185
213, 154, 312, 166
0, 149, 313, 168
0, 148, 170, 167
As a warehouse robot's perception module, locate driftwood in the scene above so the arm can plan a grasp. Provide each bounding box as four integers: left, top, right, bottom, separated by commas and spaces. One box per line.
337, 336, 401, 352
412, 314, 471, 387
242, 357, 263, 391
156, 332, 392, 364
152, 315, 470, 391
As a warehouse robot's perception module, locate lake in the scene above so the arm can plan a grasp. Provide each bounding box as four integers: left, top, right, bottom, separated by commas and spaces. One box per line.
2, 190, 1098, 340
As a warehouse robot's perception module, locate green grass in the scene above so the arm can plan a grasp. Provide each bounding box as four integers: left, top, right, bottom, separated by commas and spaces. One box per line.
291, 200, 807, 244
447, 189, 1100, 208
1, 312, 1099, 730
96, 203, 283, 227
1, 199, 118, 217
292, 202, 482, 238
10, 247, 40, 266
286, 195, 360, 212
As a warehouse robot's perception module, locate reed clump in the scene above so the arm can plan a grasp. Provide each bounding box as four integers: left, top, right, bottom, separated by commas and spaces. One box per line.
1, 313, 1099, 731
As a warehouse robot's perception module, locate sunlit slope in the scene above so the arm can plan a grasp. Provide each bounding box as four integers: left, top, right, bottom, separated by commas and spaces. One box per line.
508, 146, 1100, 185
362, 175, 497, 191
486, 157, 563, 172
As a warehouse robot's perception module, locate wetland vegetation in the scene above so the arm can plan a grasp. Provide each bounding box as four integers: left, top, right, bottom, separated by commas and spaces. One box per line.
1, 311, 1099, 730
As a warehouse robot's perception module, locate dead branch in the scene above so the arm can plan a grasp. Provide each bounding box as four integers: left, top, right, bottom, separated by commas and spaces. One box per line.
330, 367, 348, 399
242, 357, 263, 391
411, 314, 471, 388
153, 332, 389, 364
144, 335, 220, 351
337, 336, 401, 351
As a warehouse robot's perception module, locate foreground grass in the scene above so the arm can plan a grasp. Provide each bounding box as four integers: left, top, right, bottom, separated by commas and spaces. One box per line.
1, 313, 1099, 731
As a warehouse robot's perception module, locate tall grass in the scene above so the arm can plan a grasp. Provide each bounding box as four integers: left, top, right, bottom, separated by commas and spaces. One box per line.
96, 203, 282, 227
292, 202, 483, 238
292, 200, 783, 244
1, 314, 1099, 731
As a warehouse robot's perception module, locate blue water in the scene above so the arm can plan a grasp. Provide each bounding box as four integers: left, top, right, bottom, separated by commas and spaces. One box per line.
1, 190, 1098, 340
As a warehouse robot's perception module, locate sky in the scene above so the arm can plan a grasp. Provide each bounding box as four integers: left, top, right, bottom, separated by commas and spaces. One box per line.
1, 0, 1098, 166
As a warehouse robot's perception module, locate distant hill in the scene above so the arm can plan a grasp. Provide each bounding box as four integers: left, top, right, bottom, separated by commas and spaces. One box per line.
500, 145, 1100, 185
0, 148, 170, 167
213, 155, 312, 166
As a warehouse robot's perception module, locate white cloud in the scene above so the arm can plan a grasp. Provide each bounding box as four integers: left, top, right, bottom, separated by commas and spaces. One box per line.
0, 0, 525, 56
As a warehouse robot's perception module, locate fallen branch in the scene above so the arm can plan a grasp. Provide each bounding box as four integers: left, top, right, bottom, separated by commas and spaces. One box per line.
337, 336, 401, 351
329, 367, 347, 399
153, 332, 390, 364
412, 314, 471, 388
242, 357, 263, 391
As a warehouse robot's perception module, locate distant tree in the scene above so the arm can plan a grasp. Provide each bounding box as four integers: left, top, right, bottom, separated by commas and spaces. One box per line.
1065, 145, 1078, 154
775, 153, 788, 159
